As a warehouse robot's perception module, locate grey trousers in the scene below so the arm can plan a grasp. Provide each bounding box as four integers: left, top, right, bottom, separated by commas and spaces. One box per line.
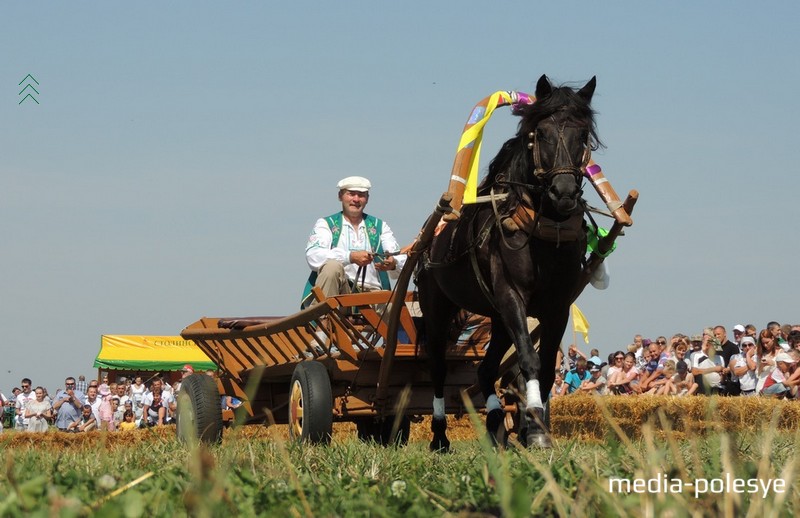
315, 260, 352, 298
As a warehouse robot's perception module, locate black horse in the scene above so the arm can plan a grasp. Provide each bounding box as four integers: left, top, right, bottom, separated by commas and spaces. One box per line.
417, 75, 600, 450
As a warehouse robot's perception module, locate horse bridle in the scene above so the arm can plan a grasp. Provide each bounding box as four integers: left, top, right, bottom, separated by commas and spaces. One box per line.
527, 118, 592, 181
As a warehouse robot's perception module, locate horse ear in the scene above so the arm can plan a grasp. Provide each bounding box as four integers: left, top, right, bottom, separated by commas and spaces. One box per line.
535, 74, 552, 99
577, 76, 597, 102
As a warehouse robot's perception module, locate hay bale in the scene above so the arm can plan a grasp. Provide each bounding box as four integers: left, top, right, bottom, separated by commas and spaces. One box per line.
550, 395, 800, 441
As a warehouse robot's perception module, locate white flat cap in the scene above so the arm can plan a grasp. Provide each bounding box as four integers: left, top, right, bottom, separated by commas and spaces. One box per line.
337, 176, 371, 192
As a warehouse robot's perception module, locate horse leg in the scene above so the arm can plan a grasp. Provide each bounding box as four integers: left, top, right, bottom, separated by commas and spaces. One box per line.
478, 320, 512, 447
418, 275, 458, 452
493, 295, 552, 448
522, 313, 568, 448
536, 331, 559, 433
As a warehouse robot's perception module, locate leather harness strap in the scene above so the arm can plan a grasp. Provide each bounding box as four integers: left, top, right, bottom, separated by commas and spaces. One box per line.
508, 205, 584, 244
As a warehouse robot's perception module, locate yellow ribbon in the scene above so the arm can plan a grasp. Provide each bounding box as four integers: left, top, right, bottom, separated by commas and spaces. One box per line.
458, 91, 514, 204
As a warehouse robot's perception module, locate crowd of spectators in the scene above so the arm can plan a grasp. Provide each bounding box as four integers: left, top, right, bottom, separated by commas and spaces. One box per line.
553, 321, 800, 399
0, 364, 218, 433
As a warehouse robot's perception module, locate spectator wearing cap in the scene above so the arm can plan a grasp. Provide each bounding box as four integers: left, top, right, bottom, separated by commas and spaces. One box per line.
730, 336, 758, 396
732, 324, 746, 347
578, 363, 607, 395
587, 348, 603, 368
302, 176, 407, 306
760, 352, 796, 397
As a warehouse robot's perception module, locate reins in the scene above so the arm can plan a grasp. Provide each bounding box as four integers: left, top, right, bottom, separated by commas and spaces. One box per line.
353, 251, 402, 292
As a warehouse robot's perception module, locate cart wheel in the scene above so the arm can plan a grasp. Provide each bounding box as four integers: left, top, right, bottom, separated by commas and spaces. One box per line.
289, 361, 333, 444
176, 373, 223, 445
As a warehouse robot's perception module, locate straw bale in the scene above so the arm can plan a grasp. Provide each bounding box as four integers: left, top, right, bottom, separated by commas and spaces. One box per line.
4, 396, 796, 450
550, 395, 800, 440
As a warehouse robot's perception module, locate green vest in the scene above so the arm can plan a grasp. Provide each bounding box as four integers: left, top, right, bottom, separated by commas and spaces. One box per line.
301, 212, 391, 307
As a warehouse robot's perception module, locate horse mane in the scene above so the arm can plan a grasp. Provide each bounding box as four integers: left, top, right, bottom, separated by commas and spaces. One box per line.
477, 83, 603, 200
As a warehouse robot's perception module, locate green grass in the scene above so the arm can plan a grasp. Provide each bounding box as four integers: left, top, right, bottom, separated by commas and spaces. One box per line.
0, 420, 798, 517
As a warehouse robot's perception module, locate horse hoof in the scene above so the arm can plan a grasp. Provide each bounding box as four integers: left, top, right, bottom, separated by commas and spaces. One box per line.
430, 417, 450, 452
526, 432, 553, 449
430, 437, 451, 453
486, 409, 507, 448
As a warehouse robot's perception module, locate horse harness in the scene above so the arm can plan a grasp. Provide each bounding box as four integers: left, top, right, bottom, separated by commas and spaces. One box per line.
423, 118, 591, 311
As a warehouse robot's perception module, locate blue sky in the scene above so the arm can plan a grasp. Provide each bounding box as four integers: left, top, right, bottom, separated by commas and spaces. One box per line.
2, 1, 799, 391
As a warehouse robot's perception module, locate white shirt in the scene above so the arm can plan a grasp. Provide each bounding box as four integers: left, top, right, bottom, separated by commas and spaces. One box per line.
85, 396, 102, 424
731, 353, 757, 392
692, 352, 724, 388
305, 215, 406, 291
16, 391, 36, 426
142, 390, 175, 410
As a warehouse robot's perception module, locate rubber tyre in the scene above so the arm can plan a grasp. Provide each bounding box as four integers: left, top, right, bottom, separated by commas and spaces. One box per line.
289, 361, 333, 444
176, 373, 223, 445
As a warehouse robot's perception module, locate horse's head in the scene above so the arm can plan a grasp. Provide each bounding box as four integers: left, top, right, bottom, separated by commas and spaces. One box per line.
521, 75, 599, 217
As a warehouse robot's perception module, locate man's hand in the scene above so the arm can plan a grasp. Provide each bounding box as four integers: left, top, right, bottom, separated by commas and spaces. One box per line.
375, 256, 396, 271
349, 250, 373, 266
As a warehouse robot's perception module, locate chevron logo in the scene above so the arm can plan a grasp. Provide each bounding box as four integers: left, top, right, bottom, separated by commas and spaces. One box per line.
18, 74, 40, 104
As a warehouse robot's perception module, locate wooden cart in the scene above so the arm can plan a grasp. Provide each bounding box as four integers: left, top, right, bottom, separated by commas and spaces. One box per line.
177, 196, 494, 445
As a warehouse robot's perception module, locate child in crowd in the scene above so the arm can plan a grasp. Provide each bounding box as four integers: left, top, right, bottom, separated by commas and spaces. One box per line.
111, 397, 124, 427
654, 360, 677, 395
672, 360, 699, 396
118, 410, 137, 431
761, 352, 796, 397
550, 371, 567, 398
97, 385, 115, 431
68, 405, 96, 432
